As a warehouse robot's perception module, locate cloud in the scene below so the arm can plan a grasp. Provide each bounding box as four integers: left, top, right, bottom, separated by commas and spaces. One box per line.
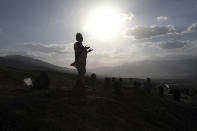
156, 16, 168, 22
183, 23, 197, 33
126, 25, 175, 39
23, 42, 72, 54
0, 49, 28, 56
120, 12, 134, 21
158, 40, 189, 49
86, 41, 148, 69
23, 42, 74, 66
91, 40, 197, 78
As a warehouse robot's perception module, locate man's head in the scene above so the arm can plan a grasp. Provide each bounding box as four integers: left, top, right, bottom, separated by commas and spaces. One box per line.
76, 33, 83, 42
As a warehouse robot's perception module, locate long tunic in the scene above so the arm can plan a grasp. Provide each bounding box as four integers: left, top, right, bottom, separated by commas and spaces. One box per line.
71, 42, 87, 74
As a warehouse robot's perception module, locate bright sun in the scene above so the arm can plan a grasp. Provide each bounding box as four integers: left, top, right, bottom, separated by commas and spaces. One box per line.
84, 7, 123, 40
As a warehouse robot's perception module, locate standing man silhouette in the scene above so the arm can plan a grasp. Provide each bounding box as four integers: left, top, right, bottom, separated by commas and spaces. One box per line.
71, 33, 93, 86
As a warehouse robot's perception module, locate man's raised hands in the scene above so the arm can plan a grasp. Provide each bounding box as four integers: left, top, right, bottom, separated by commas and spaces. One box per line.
85, 46, 93, 53
87, 49, 93, 53
85, 46, 90, 49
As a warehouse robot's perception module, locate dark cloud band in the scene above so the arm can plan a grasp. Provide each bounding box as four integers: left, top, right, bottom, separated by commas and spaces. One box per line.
127, 25, 175, 39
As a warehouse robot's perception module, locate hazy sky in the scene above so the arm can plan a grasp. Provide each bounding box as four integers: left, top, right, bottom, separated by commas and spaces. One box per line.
0, 0, 197, 77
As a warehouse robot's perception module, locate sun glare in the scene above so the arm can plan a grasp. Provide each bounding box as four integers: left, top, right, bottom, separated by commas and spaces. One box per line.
84, 7, 123, 40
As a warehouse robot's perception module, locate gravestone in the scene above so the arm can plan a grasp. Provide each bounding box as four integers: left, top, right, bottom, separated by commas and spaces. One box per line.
33, 72, 50, 90
173, 89, 181, 101
113, 78, 123, 98
90, 73, 96, 86
158, 85, 164, 97
104, 77, 111, 89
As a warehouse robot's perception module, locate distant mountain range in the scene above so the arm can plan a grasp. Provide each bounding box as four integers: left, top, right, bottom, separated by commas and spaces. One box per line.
0, 55, 75, 74
92, 59, 197, 79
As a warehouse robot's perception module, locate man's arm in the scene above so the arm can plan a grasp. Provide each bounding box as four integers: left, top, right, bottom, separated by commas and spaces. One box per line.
87, 49, 93, 53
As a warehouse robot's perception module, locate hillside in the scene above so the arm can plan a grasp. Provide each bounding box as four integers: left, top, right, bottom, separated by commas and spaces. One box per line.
0, 87, 197, 131
0, 55, 75, 74
0, 79, 197, 131
0, 59, 197, 131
